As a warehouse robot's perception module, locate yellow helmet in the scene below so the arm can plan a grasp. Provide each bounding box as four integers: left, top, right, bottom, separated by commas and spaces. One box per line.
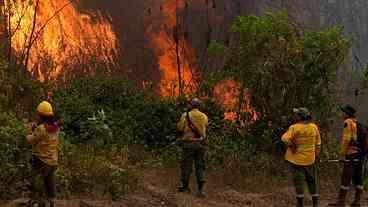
37, 101, 54, 116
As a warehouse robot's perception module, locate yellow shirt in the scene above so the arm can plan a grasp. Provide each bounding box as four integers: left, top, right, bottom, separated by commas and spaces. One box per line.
340, 118, 358, 156
28, 124, 60, 166
177, 109, 208, 141
281, 122, 321, 166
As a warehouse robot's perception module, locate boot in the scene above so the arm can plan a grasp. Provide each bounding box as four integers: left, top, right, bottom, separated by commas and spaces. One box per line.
296, 197, 304, 207
328, 189, 348, 206
178, 181, 190, 193
351, 188, 363, 207
197, 181, 207, 199
312, 195, 320, 207
44, 200, 55, 207
28, 199, 42, 207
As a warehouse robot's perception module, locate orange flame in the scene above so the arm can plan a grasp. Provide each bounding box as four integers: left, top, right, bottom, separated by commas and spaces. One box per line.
213, 79, 258, 122
146, 0, 197, 97
9, 0, 119, 82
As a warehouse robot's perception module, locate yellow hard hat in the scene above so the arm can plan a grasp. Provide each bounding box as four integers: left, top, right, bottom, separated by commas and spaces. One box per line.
37, 101, 54, 116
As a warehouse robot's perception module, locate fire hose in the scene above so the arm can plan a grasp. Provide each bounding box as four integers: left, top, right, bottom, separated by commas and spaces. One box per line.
322, 159, 362, 163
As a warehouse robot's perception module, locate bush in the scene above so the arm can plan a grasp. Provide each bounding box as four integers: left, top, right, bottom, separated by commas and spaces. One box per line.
53, 75, 181, 148
0, 112, 29, 199
207, 12, 350, 125
58, 140, 139, 200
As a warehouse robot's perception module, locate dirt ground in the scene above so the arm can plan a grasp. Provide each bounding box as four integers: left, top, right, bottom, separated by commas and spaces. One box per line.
3, 168, 368, 207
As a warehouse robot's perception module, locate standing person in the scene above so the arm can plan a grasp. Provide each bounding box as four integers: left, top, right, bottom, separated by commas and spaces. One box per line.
177, 98, 209, 198
26, 101, 60, 207
281, 108, 321, 207
329, 105, 363, 207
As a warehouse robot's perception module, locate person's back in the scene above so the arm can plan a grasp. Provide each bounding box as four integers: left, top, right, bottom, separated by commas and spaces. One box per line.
178, 108, 208, 141
281, 107, 321, 207
177, 98, 209, 198
30, 123, 59, 166
282, 122, 321, 166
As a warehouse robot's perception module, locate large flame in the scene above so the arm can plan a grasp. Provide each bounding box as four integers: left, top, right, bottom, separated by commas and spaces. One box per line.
146, 0, 197, 97
8, 0, 119, 82
213, 79, 258, 122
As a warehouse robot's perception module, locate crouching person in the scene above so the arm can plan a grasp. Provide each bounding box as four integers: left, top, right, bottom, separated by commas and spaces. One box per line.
281, 108, 321, 207
26, 101, 60, 207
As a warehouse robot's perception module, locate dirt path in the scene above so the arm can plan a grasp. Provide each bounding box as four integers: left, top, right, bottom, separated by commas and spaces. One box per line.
3, 168, 368, 207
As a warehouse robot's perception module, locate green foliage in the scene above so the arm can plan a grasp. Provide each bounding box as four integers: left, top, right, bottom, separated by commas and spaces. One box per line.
0, 112, 29, 199
209, 13, 350, 116
0, 59, 45, 114
58, 143, 139, 200
206, 12, 351, 151
0, 113, 139, 200
53, 75, 181, 148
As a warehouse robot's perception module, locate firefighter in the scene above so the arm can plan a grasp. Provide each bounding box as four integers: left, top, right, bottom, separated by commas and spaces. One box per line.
282, 107, 321, 207
177, 98, 209, 198
26, 101, 60, 207
329, 105, 363, 207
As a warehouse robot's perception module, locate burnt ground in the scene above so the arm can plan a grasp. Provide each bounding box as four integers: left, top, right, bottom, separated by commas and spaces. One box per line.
3, 168, 368, 207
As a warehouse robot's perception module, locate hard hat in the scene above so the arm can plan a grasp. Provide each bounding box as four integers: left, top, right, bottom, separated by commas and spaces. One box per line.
190, 98, 202, 108
37, 101, 54, 116
293, 107, 311, 119
340, 105, 356, 117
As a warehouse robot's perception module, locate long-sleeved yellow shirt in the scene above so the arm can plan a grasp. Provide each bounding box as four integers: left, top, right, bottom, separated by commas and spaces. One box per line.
340, 118, 358, 156
281, 122, 321, 166
177, 109, 208, 141
27, 124, 60, 166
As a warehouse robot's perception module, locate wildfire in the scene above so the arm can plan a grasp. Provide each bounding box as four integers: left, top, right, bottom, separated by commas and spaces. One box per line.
213, 79, 258, 122
8, 0, 119, 81
146, 0, 197, 97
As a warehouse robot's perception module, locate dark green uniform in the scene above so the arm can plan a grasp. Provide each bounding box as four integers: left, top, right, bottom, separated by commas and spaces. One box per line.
177, 108, 208, 193
180, 142, 206, 187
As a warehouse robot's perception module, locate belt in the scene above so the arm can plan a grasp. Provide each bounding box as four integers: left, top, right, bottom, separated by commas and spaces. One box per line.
183, 137, 203, 142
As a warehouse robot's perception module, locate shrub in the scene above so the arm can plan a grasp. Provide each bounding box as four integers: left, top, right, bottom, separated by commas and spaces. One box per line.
0, 112, 29, 199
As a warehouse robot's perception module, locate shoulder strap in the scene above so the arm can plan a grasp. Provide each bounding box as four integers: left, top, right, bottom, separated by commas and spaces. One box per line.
186, 111, 201, 137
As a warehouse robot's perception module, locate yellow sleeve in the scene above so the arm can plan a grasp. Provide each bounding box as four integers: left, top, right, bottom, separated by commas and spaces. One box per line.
340, 121, 352, 155
28, 125, 44, 146
281, 125, 294, 145
204, 114, 209, 127
315, 125, 321, 146
177, 113, 186, 132
200, 114, 208, 138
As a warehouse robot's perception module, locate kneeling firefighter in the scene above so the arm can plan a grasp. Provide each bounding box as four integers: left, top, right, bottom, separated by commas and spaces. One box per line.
281, 108, 321, 207
26, 101, 60, 207
177, 98, 209, 198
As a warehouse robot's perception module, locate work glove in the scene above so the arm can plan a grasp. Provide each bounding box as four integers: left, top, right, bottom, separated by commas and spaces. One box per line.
289, 144, 297, 153
289, 138, 297, 153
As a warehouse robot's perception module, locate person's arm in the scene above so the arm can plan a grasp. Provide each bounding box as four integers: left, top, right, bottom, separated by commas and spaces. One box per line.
315, 127, 321, 158
281, 125, 297, 153
26, 125, 43, 146
177, 113, 186, 132
340, 121, 352, 160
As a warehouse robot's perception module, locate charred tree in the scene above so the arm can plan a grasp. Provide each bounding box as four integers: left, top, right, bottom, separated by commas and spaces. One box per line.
0, 0, 10, 61
175, 0, 183, 96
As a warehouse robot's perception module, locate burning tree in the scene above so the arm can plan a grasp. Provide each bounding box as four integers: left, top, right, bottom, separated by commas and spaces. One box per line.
205, 12, 351, 127
1, 0, 119, 82
145, 0, 198, 97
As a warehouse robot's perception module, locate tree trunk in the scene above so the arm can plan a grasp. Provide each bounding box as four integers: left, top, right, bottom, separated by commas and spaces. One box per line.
0, 0, 9, 61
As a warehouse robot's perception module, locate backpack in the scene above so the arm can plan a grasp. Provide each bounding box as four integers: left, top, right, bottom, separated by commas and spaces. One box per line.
356, 122, 368, 156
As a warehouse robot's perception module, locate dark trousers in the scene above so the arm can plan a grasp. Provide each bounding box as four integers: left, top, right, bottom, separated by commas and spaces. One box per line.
289, 163, 318, 197
340, 154, 363, 190
180, 142, 206, 187
30, 156, 57, 200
